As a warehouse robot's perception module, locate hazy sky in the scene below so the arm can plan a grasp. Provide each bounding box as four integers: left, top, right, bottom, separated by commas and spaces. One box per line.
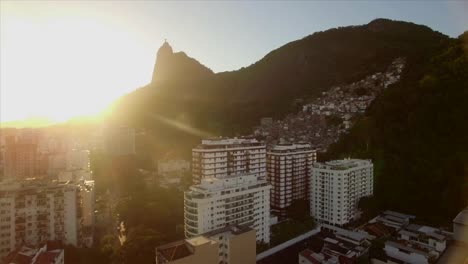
1, 1, 467, 123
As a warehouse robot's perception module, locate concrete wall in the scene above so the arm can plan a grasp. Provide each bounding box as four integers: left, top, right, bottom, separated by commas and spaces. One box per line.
256, 227, 320, 261
229, 229, 256, 264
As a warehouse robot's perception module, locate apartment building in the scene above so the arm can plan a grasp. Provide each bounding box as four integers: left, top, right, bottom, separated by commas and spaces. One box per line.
184, 174, 271, 243
0, 180, 95, 257
192, 138, 266, 184
3, 136, 37, 180
267, 143, 316, 217
156, 224, 256, 264
310, 159, 373, 225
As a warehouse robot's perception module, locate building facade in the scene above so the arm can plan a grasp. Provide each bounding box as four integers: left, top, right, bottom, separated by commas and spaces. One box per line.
184, 174, 271, 243
310, 159, 373, 225
192, 138, 266, 184
267, 143, 316, 217
0, 180, 95, 257
4, 136, 37, 181
156, 225, 256, 264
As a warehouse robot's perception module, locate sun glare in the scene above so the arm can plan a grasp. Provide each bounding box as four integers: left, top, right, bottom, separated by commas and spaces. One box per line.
0, 2, 153, 125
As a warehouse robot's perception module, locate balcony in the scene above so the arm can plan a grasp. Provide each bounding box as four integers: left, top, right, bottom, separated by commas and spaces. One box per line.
185, 213, 198, 221
185, 207, 198, 215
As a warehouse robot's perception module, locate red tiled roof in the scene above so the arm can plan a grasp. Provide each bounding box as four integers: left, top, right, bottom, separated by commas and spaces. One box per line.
35, 251, 60, 264
2, 250, 33, 264
300, 249, 321, 264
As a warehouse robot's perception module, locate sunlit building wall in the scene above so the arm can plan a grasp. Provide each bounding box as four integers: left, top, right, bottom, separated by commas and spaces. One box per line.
192, 138, 266, 184
0, 180, 95, 257
310, 159, 373, 226
184, 174, 271, 243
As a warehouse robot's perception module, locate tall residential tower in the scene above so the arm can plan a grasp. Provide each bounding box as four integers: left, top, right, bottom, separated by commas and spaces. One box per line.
310, 159, 373, 226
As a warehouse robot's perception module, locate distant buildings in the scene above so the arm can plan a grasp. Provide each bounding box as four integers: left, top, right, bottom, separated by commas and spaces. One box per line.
3, 241, 64, 264
260, 117, 273, 127
156, 224, 256, 264
267, 143, 316, 217
157, 159, 190, 187
0, 180, 95, 258
191, 138, 266, 184
184, 174, 271, 243
254, 58, 405, 151
4, 135, 37, 180
310, 159, 373, 225
57, 149, 92, 182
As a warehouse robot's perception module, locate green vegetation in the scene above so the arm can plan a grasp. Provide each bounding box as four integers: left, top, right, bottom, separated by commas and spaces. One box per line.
270, 217, 316, 246
65, 152, 185, 264
326, 33, 468, 225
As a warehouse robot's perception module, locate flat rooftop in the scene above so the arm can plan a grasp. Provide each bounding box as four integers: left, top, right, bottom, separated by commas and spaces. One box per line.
313, 159, 372, 170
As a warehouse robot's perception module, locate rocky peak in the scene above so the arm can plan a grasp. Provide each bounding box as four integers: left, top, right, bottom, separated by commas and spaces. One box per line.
151, 40, 214, 83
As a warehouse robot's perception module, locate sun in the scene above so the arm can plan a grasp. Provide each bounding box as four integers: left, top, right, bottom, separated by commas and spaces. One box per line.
0, 1, 153, 125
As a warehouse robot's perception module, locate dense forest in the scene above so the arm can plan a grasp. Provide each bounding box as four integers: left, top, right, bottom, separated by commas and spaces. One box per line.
325, 33, 468, 225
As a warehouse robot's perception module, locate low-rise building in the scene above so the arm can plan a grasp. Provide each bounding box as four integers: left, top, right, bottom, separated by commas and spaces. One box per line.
156, 225, 256, 264
365, 211, 450, 264
156, 236, 219, 264
299, 225, 371, 264
3, 241, 64, 264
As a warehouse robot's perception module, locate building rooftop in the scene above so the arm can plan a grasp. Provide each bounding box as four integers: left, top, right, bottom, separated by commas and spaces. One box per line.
195, 137, 264, 149
386, 240, 431, 257
156, 240, 193, 263
187, 174, 269, 194
203, 223, 253, 237
313, 159, 372, 170
268, 143, 315, 153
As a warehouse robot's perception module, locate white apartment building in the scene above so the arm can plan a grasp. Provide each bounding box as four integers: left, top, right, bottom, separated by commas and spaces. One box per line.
267, 143, 316, 217
192, 138, 266, 184
0, 180, 95, 257
310, 159, 373, 226
184, 174, 271, 243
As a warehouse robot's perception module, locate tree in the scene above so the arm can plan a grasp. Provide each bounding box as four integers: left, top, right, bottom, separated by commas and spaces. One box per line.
286, 199, 310, 220
114, 226, 166, 264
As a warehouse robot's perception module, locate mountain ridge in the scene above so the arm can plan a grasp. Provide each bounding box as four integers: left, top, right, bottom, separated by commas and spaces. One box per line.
112, 18, 449, 138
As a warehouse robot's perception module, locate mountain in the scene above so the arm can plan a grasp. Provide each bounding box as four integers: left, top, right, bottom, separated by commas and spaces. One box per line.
112, 19, 448, 146
151, 40, 214, 82
110, 19, 467, 224
324, 32, 468, 224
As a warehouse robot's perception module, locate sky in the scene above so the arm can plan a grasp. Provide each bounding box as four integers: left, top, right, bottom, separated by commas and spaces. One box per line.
1, 1, 467, 123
